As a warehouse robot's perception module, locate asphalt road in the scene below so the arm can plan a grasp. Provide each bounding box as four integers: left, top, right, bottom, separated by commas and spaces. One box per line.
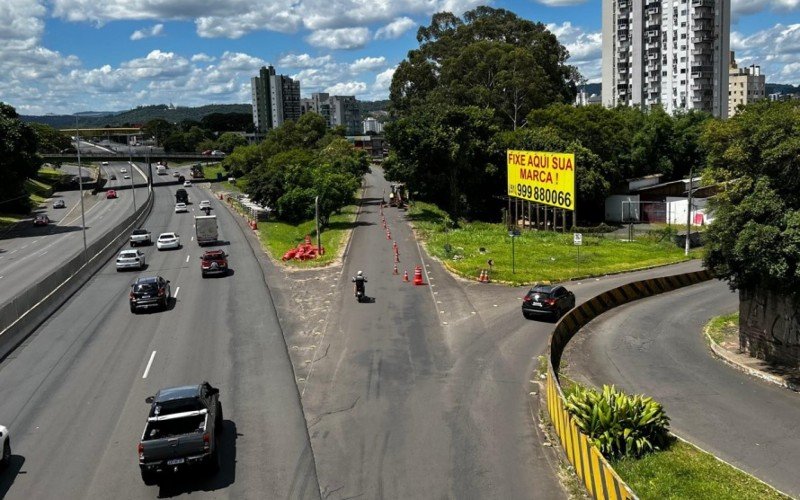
0, 161, 151, 307
565, 280, 800, 497
0, 183, 319, 499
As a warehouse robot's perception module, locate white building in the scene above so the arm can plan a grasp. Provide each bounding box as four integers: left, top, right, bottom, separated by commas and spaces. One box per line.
363, 117, 383, 134
728, 51, 765, 116
602, 0, 730, 118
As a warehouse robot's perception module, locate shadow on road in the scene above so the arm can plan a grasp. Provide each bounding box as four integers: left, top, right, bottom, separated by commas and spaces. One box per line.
156, 420, 238, 498
0, 454, 26, 498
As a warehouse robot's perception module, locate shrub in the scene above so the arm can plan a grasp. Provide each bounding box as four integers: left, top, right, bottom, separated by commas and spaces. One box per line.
564, 385, 671, 460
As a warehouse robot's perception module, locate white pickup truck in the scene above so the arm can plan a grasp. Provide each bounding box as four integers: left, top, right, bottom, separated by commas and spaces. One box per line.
130, 228, 152, 247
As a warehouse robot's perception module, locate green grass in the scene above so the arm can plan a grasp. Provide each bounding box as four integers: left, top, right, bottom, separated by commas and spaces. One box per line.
24, 178, 53, 205
257, 206, 358, 268
705, 312, 739, 344
612, 439, 790, 500
37, 166, 72, 185
202, 164, 227, 181
409, 202, 693, 285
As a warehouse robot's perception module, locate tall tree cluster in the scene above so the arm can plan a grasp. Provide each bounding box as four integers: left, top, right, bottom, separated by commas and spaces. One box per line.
0, 103, 42, 212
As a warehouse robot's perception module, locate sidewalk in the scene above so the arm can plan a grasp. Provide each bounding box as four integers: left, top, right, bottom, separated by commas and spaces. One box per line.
707, 333, 800, 392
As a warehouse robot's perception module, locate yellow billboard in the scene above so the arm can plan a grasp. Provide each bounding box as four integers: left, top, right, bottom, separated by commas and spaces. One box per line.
507, 150, 575, 210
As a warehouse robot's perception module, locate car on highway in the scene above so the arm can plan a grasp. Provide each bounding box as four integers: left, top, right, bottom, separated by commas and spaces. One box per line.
102, 161, 109, 166
53, 199, 66, 209
130, 228, 152, 246
120, 168, 127, 174
116, 249, 146, 271
521, 284, 576, 320
110, 174, 117, 180
1, 425, 10, 468
200, 250, 228, 278
129, 276, 171, 313
211, 150, 226, 157
174, 202, 188, 213
106, 190, 118, 199
156, 232, 181, 250
33, 214, 50, 226
138, 382, 222, 484
198, 200, 211, 210
183, 180, 192, 187
172, 171, 181, 178
201, 149, 212, 155
123, 174, 131, 179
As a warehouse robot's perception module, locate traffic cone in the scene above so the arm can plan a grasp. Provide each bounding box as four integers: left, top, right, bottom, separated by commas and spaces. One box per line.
484, 269, 490, 283
387, 231, 391, 240
478, 270, 484, 282
392, 241, 397, 251
402, 270, 409, 282
394, 252, 399, 263
413, 265, 424, 285
393, 263, 399, 275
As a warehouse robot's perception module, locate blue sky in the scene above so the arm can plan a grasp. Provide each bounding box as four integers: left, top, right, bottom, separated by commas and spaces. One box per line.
1, 0, 797, 115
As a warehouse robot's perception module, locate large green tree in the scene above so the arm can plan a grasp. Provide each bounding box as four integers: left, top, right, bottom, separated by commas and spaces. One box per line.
29, 123, 72, 154
390, 6, 577, 130
702, 100, 800, 365
0, 103, 42, 212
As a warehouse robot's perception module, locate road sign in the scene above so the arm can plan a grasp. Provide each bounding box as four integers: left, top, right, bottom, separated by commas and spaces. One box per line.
573, 233, 583, 246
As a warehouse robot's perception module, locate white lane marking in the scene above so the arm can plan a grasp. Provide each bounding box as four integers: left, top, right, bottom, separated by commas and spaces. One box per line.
191, 236, 194, 241
39, 251, 47, 256
185, 255, 190, 263
9, 250, 17, 254
142, 351, 156, 379
174, 286, 180, 298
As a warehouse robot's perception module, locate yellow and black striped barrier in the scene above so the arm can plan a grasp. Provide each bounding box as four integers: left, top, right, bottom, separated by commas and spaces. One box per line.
547, 269, 713, 499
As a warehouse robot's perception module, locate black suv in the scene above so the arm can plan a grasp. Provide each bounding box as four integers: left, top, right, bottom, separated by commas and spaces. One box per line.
522, 284, 575, 320
130, 276, 171, 313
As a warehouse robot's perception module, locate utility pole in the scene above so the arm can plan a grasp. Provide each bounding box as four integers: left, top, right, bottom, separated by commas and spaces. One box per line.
685, 167, 693, 256
129, 142, 136, 212
75, 121, 88, 262
315, 196, 321, 252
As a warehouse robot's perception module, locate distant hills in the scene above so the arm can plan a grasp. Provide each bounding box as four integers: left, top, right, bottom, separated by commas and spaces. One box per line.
23, 100, 393, 129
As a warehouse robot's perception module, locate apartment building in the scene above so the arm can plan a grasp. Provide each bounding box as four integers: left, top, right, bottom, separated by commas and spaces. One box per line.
602, 0, 730, 118
300, 93, 362, 135
251, 66, 301, 134
363, 117, 383, 134
728, 51, 765, 116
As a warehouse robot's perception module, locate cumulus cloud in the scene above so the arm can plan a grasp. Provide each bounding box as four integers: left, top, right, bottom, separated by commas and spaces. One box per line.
546, 22, 602, 82
732, 0, 800, 16
306, 27, 370, 49
325, 81, 368, 95
731, 24, 800, 82
191, 53, 214, 62
215, 51, 267, 71
534, 0, 589, 6
121, 50, 192, 79
130, 23, 164, 40
375, 17, 416, 40
279, 53, 332, 68
350, 56, 387, 73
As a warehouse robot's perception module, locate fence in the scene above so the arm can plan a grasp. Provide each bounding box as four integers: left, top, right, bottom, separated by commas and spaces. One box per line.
546, 269, 714, 499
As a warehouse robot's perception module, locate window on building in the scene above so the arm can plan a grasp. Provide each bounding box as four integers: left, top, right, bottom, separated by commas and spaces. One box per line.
681, 22, 686, 27
681, 68, 686, 73
662, 71, 668, 76
680, 57, 686, 62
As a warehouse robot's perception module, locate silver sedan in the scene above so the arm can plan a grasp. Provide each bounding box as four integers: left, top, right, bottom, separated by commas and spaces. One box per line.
116, 249, 146, 271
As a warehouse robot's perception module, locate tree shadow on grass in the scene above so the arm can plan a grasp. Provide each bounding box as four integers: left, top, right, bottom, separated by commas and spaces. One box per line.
406, 207, 447, 224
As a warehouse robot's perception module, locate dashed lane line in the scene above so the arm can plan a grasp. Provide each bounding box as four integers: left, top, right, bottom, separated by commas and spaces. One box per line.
142, 351, 156, 379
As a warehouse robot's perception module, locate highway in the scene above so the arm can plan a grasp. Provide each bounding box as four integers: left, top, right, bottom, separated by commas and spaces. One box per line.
0, 161, 155, 307
563, 279, 800, 497
0, 182, 318, 499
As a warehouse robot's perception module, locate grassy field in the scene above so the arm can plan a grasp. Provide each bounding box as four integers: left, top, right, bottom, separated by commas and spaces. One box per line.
37, 167, 72, 185
202, 164, 227, 181
24, 178, 54, 205
408, 202, 694, 285
612, 439, 790, 500
257, 206, 358, 268
705, 312, 739, 344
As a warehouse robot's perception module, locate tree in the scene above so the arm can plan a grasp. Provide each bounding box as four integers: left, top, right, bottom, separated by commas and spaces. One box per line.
142, 118, 175, 146
216, 132, 247, 153
0, 102, 42, 212
701, 100, 800, 365
390, 6, 577, 129
29, 123, 71, 153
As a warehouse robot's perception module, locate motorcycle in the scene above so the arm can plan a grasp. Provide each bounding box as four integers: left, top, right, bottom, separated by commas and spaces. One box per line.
352, 277, 367, 303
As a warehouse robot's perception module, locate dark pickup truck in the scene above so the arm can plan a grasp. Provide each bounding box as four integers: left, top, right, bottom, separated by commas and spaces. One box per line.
138, 382, 223, 485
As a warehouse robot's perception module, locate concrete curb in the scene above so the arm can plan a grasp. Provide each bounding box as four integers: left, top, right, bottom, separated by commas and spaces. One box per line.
704, 327, 800, 392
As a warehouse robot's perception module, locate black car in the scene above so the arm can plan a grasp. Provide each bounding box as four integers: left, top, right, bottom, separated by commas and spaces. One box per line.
130, 276, 171, 313
521, 284, 575, 320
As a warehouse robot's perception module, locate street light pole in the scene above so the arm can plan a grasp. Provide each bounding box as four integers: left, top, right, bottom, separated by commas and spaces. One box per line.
685, 167, 693, 256
74, 122, 88, 262
128, 142, 136, 212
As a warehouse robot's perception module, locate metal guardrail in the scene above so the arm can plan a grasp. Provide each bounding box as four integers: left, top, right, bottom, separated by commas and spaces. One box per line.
546, 269, 713, 499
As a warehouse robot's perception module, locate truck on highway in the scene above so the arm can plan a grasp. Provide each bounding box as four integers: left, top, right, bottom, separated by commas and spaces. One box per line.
195, 215, 218, 246
130, 228, 152, 247
156, 165, 167, 175
138, 382, 223, 485
175, 188, 189, 204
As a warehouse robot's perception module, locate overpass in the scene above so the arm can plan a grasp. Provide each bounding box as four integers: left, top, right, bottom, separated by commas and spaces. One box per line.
42, 152, 219, 163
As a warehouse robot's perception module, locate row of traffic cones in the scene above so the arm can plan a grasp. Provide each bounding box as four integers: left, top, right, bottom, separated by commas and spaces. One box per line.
478, 269, 490, 283
384, 205, 423, 285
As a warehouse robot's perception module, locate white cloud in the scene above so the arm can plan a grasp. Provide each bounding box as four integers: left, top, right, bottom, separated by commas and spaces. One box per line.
731, 24, 800, 82
215, 51, 267, 71
350, 56, 387, 73
545, 22, 602, 81
306, 27, 370, 49
121, 50, 192, 79
375, 17, 416, 40
534, 0, 589, 6
732, 0, 800, 16
130, 23, 164, 40
279, 53, 332, 68
325, 81, 368, 95
374, 66, 396, 92
191, 53, 214, 62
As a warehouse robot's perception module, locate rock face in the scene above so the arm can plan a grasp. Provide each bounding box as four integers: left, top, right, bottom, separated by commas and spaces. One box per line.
740, 287, 800, 367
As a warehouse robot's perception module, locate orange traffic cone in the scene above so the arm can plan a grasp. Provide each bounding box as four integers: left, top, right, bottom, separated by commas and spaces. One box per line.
394, 253, 399, 263
393, 263, 399, 275
386, 231, 391, 240
413, 265, 424, 285
403, 270, 409, 282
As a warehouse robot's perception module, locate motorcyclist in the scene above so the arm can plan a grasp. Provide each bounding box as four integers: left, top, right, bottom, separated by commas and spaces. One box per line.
352, 270, 367, 298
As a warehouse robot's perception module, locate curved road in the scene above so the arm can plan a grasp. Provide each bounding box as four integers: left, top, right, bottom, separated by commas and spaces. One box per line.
565, 280, 800, 497
0, 182, 319, 499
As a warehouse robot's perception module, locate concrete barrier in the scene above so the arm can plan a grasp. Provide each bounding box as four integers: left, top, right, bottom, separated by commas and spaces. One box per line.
546, 269, 713, 500
0, 164, 154, 360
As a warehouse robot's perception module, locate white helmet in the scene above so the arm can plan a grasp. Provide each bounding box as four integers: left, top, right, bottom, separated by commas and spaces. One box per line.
357, 270, 363, 276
